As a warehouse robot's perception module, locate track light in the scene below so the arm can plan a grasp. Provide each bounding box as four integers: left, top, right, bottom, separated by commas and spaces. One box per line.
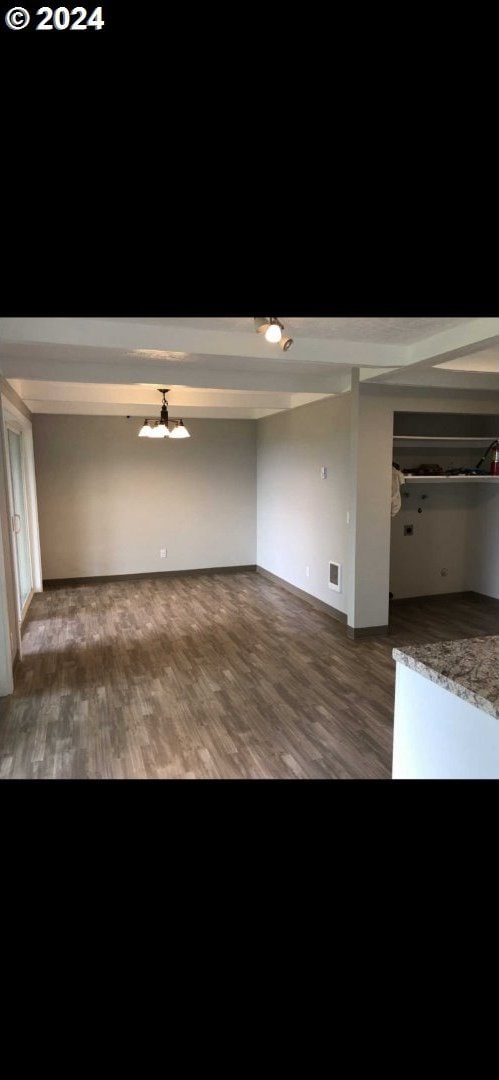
254, 317, 271, 334
265, 317, 282, 343
254, 316, 293, 351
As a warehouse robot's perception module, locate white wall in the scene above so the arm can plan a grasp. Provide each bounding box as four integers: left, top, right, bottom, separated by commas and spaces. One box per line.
390, 444, 482, 598
390, 483, 475, 598
33, 416, 257, 579
350, 385, 393, 628
352, 386, 499, 626
256, 395, 351, 614
469, 484, 499, 599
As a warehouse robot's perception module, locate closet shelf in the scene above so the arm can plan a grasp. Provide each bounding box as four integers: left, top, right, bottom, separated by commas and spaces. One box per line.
393, 435, 498, 446
403, 475, 499, 484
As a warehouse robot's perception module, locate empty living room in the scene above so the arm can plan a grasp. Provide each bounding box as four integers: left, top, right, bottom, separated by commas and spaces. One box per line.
1, 316, 498, 780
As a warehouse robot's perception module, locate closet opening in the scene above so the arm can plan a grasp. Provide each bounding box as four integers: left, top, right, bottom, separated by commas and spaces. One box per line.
389, 411, 499, 605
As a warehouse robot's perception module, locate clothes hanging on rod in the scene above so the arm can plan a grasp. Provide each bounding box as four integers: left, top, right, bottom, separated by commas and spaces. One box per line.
391, 465, 405, 516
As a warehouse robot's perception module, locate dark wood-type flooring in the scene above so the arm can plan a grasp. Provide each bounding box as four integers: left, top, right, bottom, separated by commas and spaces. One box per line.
1, 573, 498, 779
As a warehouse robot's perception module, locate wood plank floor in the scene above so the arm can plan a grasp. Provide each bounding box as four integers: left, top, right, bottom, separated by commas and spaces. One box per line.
1, 574, 498, 779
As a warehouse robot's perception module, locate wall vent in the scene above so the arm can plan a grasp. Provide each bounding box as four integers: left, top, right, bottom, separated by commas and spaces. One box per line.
329, 561, 342, 592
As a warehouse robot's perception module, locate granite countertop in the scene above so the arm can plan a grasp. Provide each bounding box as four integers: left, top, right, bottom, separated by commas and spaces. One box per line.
392, 636, 499, 719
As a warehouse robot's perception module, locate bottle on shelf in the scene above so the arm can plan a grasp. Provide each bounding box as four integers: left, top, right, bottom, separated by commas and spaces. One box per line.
491, 442, 499, 476
474, 439, 499, 475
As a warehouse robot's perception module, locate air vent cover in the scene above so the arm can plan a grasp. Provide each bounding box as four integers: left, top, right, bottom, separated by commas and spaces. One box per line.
329, 561, 342, 592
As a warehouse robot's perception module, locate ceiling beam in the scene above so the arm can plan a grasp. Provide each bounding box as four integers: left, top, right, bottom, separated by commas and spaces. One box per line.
9, 381, 330, 409
359, 368, 499, 392
0, 317, 407, 368
21, 402, 287, 420
408, 317, 499, 364
0, 357, 353, 395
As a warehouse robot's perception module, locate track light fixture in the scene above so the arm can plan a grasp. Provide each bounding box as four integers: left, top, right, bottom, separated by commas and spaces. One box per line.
254, 316, 293, 351
254, 317, 270, 334
265, 317, 282, 343
135, 389, 191, 439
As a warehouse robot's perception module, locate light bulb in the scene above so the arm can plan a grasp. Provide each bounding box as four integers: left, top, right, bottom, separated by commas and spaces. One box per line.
150, 423, 169, 438
138, 420, 152, 437
169, 420, 190, 439
265, 322, 282, 343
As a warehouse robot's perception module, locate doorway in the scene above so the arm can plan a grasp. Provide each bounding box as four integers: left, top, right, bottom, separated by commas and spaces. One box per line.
6, 426, 33, 619
1, 397, 42, 664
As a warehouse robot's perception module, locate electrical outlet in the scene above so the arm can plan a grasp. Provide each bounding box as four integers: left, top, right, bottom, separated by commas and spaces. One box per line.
305, 566, 310, 578
321, 466, 328, 479
346, 511, 350, 525
160, 548, 167, 558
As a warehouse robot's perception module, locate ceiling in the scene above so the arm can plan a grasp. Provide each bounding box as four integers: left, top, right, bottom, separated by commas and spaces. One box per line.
104, 316, 473, 343
0, 317, 497, 419
434, 347, 499, 373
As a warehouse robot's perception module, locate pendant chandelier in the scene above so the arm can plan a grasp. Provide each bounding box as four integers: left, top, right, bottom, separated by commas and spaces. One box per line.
138, 389, 190, 439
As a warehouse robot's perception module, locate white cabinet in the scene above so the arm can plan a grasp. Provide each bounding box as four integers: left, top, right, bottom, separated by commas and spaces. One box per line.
392, 661, 499, 779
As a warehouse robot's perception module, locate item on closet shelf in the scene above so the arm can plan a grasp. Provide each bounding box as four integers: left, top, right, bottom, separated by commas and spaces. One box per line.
402, 464, 445, 476
474, 439, 499, 475
391, 466, 405, 516
445, 467, 489, 476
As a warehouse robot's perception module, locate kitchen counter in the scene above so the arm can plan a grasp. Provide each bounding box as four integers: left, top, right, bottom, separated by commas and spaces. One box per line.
391, 635, 499, 779
392, 636, 499, 720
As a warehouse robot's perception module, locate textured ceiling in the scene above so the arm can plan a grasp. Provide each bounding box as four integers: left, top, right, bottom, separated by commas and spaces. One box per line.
110, 316, 472, 344
282, 317, 472, 343
2, 317, 496, 414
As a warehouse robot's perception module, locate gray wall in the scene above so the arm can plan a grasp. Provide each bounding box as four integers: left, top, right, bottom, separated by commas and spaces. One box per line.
33, 416, 257, 579
256, 395, 351, 614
